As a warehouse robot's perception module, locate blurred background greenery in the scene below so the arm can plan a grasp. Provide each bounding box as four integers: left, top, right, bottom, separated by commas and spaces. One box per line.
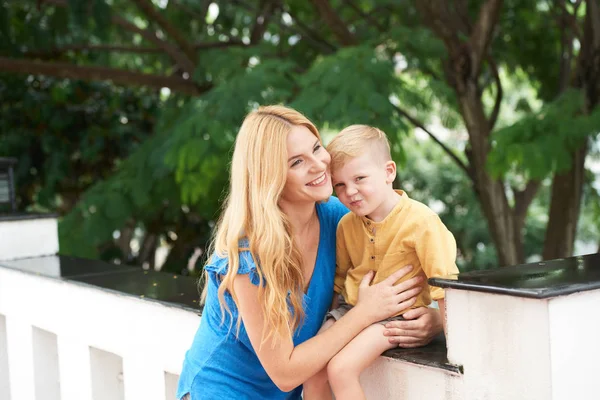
0, 0, 598, 275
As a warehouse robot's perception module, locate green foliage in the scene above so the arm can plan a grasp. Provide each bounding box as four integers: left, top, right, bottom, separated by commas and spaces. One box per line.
2, 0, 599, 273
292, 46, 408, 159
0, 75, 159, 212
488, 89, 600, 180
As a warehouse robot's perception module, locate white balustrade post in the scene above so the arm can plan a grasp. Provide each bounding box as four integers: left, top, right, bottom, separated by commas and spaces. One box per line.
123, 354, 166, 400
57, 336, 93, 400
5, 317, 35, 400
0, 314, 10, 400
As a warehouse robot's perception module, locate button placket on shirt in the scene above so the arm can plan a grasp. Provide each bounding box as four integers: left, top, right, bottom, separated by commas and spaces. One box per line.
368, 223, 377, 261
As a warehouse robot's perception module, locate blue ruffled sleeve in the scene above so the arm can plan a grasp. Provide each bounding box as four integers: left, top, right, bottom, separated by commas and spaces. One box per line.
204, 243, 261, 286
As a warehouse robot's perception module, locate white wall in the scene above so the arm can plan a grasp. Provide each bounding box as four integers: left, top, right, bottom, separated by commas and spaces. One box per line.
549, 289, 600, 399
0, 314, 9, 400
446, 289, 553, 400
0, 217, 59, 261
0, 266, 200, 400
361, 357, 463, 400
0, 264, 462, 400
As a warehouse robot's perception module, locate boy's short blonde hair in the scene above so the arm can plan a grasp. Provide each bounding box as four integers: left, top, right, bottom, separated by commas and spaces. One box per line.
327, 125, 392, 172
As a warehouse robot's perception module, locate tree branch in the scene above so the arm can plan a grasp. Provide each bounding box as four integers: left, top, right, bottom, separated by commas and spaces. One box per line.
23, 40, 249, 60
309, 0, 357, 46
341, 0, 385, 31
250, 0, 278, 44
111, 15, 197, 76
0, 57, 208, 96
391, 104, 472, 181
513, 180, 541, 224
284, 8, 338, 53
469, 0, 503, 79
170, 0, 210, 23
41, 0, 197, 77
487, 54, 503, 130
415, 1, 463, 54
552, 0, 583, 39
130, 0, 197, 63
25, 44, 161, 58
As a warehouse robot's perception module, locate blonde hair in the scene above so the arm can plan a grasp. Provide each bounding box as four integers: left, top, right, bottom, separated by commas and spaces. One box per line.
203, 105, 320, 345
327, 124, 391, 172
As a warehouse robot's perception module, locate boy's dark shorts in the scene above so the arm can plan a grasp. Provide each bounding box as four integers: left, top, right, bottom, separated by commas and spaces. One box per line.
325, 295, 405, 324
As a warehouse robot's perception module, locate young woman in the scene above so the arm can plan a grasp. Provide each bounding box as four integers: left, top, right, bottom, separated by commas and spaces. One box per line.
176, 105, 443, 399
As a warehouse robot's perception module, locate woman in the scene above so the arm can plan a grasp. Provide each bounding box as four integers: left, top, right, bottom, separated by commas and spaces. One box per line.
177, 105, 442, 399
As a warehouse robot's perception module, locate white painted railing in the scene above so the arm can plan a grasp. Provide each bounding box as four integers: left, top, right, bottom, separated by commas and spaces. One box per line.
0, 262, 199, 400
1, 215, 598, 400
0, 257, 464, 400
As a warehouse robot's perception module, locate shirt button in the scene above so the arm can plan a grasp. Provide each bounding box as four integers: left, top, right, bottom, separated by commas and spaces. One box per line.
370, 238, 374, 243
366, 221, 371, 225
370, 256, 375, 260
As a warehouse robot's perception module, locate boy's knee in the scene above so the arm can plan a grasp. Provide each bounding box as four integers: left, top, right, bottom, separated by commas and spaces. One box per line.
327, 354, 353, 385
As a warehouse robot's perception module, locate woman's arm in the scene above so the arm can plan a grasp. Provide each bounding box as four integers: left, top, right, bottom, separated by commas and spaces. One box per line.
234, 266, 423, 392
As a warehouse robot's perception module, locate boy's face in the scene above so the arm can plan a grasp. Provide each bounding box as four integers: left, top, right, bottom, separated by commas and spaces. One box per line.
331, 152, 396, 219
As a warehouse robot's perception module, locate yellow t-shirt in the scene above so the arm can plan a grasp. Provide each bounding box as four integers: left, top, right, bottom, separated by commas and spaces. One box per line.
335, 190, 459, 314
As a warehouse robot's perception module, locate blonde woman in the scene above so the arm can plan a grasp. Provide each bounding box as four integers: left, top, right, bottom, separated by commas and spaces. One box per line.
176, 105, 443, 400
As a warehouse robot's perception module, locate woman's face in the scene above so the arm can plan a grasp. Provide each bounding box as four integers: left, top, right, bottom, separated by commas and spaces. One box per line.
280, 125, 332, 206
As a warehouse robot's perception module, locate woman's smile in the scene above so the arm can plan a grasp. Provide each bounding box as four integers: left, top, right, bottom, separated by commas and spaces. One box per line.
306, 172, 328, 187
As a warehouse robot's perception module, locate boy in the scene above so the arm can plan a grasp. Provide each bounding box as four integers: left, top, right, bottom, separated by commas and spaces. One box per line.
304, 125, 459, 400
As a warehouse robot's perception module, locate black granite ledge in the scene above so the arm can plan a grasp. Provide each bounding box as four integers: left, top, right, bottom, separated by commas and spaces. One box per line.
70, 269, 202, 313
0, 255, 138, 278
0, 255, 201, 312
430, 252, 600, 299
0, 212, 59, 222
383, 333, 462, 374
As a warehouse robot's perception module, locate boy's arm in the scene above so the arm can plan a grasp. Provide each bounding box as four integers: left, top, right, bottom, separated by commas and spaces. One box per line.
334, 223, 352, 295
330, 294, 340, 311
414, 215, 459, 306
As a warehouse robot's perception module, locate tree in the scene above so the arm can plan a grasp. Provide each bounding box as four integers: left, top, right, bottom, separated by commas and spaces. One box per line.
1, 0, 598, 271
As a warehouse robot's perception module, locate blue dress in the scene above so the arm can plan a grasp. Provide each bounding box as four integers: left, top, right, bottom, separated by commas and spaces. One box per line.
176, 197, 348, 400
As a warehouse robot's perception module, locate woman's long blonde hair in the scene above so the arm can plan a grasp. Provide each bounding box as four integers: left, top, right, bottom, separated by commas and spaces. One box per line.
204, 105, 321, 345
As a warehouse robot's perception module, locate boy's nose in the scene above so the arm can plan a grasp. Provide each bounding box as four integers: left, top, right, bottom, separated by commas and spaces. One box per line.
346, 185, 358, 196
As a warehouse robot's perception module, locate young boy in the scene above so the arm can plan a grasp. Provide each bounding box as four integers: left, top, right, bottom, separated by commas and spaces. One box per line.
303, 125, 459, 400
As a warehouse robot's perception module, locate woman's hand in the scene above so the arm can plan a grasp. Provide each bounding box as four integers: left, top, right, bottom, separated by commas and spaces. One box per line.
383, 306, 443, 348
354, 265, 423, 325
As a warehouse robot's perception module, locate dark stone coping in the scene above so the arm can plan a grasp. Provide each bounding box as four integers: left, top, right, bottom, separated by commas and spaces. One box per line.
1, 254, 457, 373
383, 333, 461, 374
430, 252, 600, 299
0, 213, 59, 222
0, 255, 202, 313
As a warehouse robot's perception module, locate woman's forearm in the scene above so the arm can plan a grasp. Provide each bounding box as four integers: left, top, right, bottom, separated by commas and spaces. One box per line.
277, 306, 370, 390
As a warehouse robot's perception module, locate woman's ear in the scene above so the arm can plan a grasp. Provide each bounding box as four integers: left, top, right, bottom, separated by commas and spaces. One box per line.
385, 160, 397, 184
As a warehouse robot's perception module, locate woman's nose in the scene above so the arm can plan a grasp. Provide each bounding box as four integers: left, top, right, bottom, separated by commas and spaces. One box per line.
310, 154, 328, 171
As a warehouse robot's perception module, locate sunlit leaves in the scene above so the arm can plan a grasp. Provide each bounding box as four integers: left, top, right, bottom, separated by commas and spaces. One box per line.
488, 89, 600, 180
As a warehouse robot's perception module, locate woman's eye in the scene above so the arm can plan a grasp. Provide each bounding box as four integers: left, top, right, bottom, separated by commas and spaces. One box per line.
313, 144, 322, 152
291, 159, 302, 167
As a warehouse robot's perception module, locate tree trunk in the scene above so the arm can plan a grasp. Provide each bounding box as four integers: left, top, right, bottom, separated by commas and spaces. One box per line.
543, 0, 600, 259
543, 143, 588, 259
458, 88, 521, 266
138, 232, 158, 269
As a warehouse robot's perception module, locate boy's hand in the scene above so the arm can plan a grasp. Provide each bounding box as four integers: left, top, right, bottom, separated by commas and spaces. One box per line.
382, 307, 443, 348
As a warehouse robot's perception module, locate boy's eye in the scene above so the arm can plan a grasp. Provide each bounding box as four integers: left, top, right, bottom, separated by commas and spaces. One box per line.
333, 183, 344, 188
356, 176, 365, 181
